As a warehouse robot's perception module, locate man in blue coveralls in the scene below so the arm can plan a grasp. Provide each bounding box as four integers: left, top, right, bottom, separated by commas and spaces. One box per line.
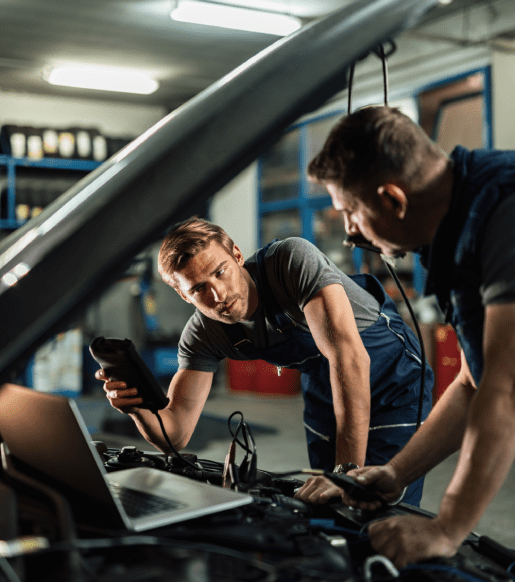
99, 217, 433, 506
303, 105, 515, 567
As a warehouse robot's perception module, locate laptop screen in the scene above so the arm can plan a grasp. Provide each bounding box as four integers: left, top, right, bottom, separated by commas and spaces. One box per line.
0, 383, 124, 506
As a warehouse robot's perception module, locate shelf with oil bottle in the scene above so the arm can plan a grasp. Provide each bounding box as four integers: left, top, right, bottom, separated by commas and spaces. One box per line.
0, 124, 133, 229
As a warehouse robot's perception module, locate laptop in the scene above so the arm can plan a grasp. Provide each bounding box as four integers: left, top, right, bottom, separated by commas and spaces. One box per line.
0, 383, 253, 532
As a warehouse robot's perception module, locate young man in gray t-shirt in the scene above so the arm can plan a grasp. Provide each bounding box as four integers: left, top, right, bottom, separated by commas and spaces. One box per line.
98, 218, 433, 506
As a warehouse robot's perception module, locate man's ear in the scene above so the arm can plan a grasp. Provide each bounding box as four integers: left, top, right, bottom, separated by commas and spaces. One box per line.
232, 244, 245, 266
377, 184, 408, 219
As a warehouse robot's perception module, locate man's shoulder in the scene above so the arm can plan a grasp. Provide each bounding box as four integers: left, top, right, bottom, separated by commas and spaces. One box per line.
458, 147, 515, 181
264, 237, 319, 260
276, 236, 317, 251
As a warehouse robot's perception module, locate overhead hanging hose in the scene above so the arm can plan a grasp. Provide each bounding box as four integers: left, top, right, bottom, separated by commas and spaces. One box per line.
346, 42, 426, 430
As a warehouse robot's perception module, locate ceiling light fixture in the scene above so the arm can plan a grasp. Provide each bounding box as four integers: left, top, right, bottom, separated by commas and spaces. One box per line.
46, 65, 159, 95
170, 0, 302, 36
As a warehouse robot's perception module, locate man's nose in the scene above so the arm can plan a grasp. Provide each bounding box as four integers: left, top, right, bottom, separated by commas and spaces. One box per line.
343, 212, 360, 236
211, 282, 227, 303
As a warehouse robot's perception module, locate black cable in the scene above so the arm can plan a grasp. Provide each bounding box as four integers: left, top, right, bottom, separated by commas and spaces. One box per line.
348, 41, 395, 115
152, 409, 199, 470
384, 262, 426, 430
243, 423, 256, 457
150, 409, 260, 478
228, 411, 255, 455
196, 459, 225, 471
353, 42, 426, 431
228, 411, 249, 451
226, 411, 259, 486
379, 44, 389, 106
378, 48, 426, 430
347, 63, 355, 113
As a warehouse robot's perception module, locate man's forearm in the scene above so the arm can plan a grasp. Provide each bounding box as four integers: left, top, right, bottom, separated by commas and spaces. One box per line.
334, 407, 369, 467
388, 378, 475, 486
129, 407, 189, 454
110, 369, 213, 455
331, 357, 370, 467
436, 384, 515, 542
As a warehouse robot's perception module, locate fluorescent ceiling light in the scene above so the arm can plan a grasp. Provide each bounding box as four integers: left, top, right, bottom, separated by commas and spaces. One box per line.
171, 0, 301, 36
46, 65, 159, 95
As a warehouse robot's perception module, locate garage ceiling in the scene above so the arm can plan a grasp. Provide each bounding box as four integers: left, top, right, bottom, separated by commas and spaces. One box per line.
0, 0, 514, 111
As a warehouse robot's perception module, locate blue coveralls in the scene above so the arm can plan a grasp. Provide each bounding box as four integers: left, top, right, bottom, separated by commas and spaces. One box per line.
223, 242, 433, 506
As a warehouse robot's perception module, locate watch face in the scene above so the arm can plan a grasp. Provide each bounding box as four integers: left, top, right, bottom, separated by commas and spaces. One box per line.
334, 463, 359, 474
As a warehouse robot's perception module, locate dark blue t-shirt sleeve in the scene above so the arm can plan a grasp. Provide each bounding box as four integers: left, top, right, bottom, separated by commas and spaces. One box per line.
481, 195, 515, 305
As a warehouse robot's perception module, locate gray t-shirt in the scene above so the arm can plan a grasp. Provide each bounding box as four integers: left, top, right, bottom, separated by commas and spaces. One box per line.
178, 237, 381, 373
481, 195, 515, 305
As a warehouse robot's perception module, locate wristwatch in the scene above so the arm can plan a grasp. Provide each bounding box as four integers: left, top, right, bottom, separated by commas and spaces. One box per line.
333, 463, 359, 474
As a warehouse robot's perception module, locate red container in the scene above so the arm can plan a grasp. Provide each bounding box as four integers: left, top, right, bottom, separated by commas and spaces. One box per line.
434, 324, 461, 402
227, 359, 301, 396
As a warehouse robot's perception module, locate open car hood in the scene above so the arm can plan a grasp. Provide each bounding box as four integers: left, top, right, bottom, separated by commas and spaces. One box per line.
0, 0, 439, 377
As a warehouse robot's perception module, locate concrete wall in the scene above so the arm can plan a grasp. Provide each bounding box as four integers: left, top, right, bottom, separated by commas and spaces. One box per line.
491, 50, 515, 150
210, 161, 258, 259
0, 90, 166, 136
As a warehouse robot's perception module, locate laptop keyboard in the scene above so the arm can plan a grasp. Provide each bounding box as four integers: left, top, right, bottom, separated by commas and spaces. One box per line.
111, 483, 187, 519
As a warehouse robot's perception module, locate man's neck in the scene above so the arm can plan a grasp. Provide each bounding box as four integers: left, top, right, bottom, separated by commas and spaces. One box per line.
242, 267, 259, 320
410, 158, 455, 248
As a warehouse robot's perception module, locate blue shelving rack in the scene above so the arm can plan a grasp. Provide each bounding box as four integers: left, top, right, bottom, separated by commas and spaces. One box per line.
0, 155, 101, 230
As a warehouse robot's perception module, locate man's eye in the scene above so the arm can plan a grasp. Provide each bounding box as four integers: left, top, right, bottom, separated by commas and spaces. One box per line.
217, 268, 226, 277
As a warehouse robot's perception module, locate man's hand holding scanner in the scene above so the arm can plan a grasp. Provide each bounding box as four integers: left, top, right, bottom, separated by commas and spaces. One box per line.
96, 368, 143, 413
295, 466, 391, 511
349, 464, 408, 508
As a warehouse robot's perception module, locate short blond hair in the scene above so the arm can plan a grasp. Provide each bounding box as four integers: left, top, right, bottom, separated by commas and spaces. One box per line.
158, 217, 235, 288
